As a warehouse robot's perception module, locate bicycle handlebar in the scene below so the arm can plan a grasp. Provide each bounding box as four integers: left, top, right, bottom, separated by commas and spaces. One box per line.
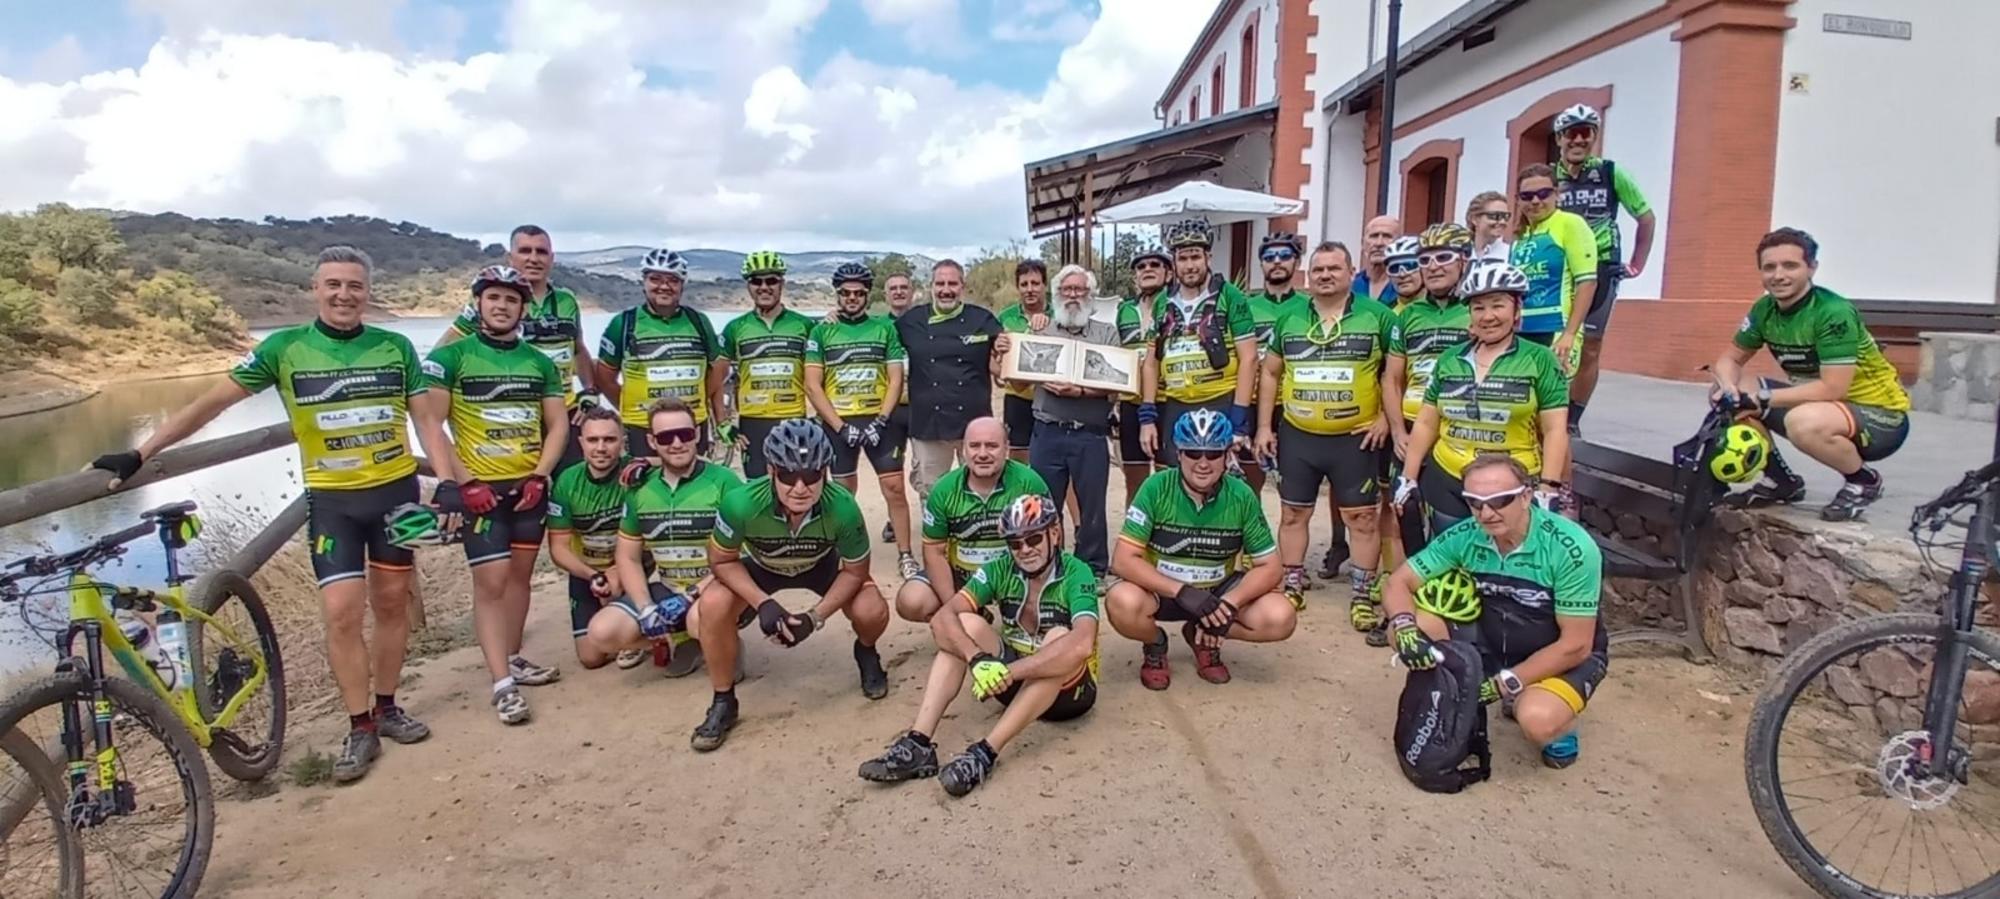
2, 516, 164, 582
1913, 459, 2000, 527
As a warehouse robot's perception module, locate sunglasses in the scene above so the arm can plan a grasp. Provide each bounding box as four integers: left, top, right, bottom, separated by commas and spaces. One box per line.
1260, 247, 1298, 263
1418, 250, 1462, 268
1181, 448, 1228, 461
1517, 187, 1555, 202
1478, 211, 1512, 222
748, 275, 784, 287
1007, 532, 1050, 551
1462, 486, 1529, 512
836, 288, 869, 299
652, 427, 699, 446
1561, 127, 1597, 141
1386, 259, 1421, 276
773, 468, 826, 488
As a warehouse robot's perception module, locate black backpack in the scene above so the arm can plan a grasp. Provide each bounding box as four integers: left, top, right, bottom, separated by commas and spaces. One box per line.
1393, 639, 1492, 794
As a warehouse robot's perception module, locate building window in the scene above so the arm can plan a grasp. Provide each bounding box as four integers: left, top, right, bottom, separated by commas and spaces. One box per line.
1397, 138, 1465, 235
1211, 64, 1224, 116
1190, 88, 1200, 122
1240, 20, 1257, 107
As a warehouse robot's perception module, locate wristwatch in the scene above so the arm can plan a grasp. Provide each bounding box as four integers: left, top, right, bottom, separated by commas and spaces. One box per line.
1496, 668, 1525, 698
803, 608, 826, 630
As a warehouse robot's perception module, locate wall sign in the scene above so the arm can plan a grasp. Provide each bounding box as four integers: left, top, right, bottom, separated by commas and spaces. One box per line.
1822, 13, 1912, 40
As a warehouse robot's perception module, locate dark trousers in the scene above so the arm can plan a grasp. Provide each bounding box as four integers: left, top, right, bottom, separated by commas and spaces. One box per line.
1029, 420, 1111, 575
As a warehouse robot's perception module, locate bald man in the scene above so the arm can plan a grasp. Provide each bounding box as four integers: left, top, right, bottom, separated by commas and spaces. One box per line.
896, 417, 1052, 622
1355, 215, 1402, 304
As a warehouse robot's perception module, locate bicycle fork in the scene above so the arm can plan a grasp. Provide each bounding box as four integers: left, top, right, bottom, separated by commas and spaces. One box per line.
58, 620, 134, 827
1916, 482, 1998, 783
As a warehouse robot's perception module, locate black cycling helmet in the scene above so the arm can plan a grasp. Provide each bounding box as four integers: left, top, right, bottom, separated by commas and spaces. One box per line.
763, 418, 834, 473
1258, 231, 1305, 255
831, 261, 873, 289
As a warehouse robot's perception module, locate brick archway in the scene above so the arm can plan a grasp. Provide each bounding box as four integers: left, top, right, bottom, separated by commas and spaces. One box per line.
1503, 85, 1613, 190
1397, 137, 1463, 234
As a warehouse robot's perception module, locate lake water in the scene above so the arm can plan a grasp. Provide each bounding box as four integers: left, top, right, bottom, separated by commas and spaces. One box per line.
0, 309, 748, 674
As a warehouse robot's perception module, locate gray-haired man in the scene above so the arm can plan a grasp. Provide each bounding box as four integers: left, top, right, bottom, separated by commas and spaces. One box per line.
1025, 264, 1121, 576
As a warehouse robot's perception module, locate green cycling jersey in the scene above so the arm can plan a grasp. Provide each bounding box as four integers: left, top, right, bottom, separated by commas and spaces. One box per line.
1118, 469, 1277, 589
1731, 286, 1910, 412
721, 308, 815, 420
1510, 211, 1598, 337
548, 462, 630, 570
922, 460, 1052, 577
423, 333, 564, 481
230, 321, 426, 492
1407, 505, 1608, 656
710, 476, 871, 576
1423, 339, 1568, 479
621, 461, 743, 591
961, 551, 1100, 679
1150, 281, 1257, 404
1268, 294, 1396, 436
806, 314, 905, 418
597, 304, 722, 426
1244, 287, 1310, 350
1389, 299, 1472, 422
448, 285, 583, 406
1556, 157, 1650, 261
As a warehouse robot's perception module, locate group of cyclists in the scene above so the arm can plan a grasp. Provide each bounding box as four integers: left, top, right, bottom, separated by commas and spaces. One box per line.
80, 102, 1913, 796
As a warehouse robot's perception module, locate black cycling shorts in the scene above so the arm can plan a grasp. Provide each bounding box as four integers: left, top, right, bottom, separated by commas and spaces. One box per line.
1442, 620, 1609, 715
1275, 421, 1383, 508
463, 477, 548, 566
1419, 463, 1469, 532
739, 416, 784, 480
1152, 572, 1245, 623
823, 414, 907, 478
747, 553, 842, 596
306, 475, 419, 587
570, 578, 692, 637
1003, 394, 1035, 450
1517, 331, 1555, 347
1765, 402, 1911, 463
994, 659, 1096, 722
1581, 264, 1623, 338
1116, 400, 1152, 466
625, 423, 711, 461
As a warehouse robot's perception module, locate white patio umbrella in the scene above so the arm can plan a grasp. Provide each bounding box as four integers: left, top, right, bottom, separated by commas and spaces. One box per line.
1092, 179, 1305, 225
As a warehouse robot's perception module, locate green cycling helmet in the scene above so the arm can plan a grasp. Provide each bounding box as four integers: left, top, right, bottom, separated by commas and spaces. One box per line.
383, 503, 448, 549
1414, 568, 1481, 623
741, 250, 787, 279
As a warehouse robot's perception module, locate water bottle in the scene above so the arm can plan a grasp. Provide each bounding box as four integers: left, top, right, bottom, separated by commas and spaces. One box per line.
155, 610, 189, 693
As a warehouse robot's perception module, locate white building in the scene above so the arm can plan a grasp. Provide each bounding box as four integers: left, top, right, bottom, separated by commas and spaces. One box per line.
1309, 0, 1999, 380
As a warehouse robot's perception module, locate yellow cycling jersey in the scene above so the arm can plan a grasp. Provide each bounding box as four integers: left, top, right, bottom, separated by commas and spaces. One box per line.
1268, 295, 1396, 435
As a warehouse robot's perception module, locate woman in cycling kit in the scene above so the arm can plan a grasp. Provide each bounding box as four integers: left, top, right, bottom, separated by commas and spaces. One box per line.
1394, 263, 1572, 535
1509, 164, 1597, 372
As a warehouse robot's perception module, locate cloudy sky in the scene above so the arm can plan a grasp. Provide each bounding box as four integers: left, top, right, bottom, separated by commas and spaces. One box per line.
0, 0, 1214, 255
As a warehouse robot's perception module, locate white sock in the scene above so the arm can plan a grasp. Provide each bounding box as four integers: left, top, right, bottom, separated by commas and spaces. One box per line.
492, 676, 516, 695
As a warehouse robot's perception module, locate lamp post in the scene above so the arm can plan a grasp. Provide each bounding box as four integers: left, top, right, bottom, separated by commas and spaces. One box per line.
1374, 0, 1404, 215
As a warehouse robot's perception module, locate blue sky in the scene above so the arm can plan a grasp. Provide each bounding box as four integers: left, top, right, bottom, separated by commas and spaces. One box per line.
0, 0, 1204, 254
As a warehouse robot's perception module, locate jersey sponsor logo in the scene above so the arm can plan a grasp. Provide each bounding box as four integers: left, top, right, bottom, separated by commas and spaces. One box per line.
292, 367, 408, 405
1155, 558, 1225, 585
738, 336, 806, 359
1445, 423, 1506, 445
833, 366, 879, 384
318, 456, 363, 471
459, 375, 544, 403
822, 344, 885, 366
748, 360, 796, 377
421, 360, 446, 380
1124, 506, 1149, 527
522, 316, 578, 342
1537, 516, 1591, 565
714, 517, 737, 539
479, 405, 539, 424
634, 510, 720, 541
645, 363, 704, 383
1738, 315, 1754, 333
323, 428, 399, 452
958, 544, 1006, 567
1146, 523, 1243, 559
372, 446, 406, 465
1439, 402, 1510, 426
1291, 365, 1357, 385
234, 350, 260, 371
314, 404, 397, 431
970, 567, 989, 585
630, 334, 708, 362
649, 545, 707, 563
1475, 572, 1555, 612
922, 507, 937, 528
960, 334, 990, 345
537, 344, 574, 364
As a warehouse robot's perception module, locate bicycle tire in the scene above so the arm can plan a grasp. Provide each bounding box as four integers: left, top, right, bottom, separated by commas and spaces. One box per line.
0, 673, 214, 899
0, 726, 82, 898
1744, 612, 2000, 899
186, 570, 287, 782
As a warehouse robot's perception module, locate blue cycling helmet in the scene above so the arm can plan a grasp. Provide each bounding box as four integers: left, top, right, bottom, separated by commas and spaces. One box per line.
1172, 408, 1234, 452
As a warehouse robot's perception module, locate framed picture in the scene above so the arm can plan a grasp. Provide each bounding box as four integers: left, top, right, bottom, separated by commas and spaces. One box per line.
1001, 334, 1076, 383
1001, 335, 1140, 395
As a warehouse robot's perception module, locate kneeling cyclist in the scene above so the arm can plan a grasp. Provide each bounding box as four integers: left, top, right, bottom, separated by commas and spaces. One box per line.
1381, 453, 1608, 769
897, 416, 1050, 622
604, 397, 743, 675
1711, 228, 1910, 521
686, 419, 890, 750
858, 495, 1099, 797
545, 406, 650, 670
1107, 409, 1296, 689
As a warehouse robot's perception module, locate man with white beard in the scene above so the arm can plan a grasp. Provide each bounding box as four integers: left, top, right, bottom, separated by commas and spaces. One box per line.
1022, 265, 1122, 578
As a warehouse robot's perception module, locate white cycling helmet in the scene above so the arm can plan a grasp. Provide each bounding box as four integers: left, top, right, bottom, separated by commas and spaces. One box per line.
1385, 236, 1421, 264
1553, 104, 1601, 132
641, 248, 689, 279
1456, 261, 1531, 300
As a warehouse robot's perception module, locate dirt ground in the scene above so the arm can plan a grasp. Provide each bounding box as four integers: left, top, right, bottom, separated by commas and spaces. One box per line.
198, 475, 1815, 899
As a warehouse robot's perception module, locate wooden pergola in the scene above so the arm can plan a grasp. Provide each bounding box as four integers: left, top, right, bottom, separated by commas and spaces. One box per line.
1023, 102, 1279, 265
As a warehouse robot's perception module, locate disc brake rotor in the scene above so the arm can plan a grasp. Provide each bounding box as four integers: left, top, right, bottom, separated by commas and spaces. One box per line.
1878, 730, 1963, 811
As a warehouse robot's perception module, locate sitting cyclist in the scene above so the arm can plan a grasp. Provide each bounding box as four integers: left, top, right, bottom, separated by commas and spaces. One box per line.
858, 495, 1099, 797
1106, 409, 1296, 690
1711, 228, 1911, 521
1379, 453, 1608, 770
685, 419, 890, 751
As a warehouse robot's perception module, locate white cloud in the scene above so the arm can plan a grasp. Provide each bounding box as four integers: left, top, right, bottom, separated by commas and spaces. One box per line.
860, 0, 963, 50
0, 0, 1215, 256
127, 0, 408, 48
28, 36, 96, 84
991, 0, 1093, 44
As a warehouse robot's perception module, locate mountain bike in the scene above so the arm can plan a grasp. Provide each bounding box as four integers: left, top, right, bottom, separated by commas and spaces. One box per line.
0, 500, 287, 898
1744, 453, 2000, 898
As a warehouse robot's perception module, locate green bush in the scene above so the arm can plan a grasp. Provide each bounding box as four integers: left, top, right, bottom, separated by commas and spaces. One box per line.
0, 278, 44, 338
57, 267, 122, 326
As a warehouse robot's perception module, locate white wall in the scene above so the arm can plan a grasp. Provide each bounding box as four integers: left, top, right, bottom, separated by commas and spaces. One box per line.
1772, 0, 2000, 303
1388, 0, 1655, 123
1313, 109, 1368, 246
1164, 0, 1283, 126
1322, 27, 1679, 297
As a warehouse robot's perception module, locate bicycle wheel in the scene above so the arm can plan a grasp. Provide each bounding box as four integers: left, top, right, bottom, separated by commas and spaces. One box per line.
186, 570, 286, 781
1745, 612, 2000, 898
0, 726, 82, 898
0, 673, 214, 899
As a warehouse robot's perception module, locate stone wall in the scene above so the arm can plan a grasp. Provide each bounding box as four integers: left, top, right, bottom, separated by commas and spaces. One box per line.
1910, 332, 2000, 423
